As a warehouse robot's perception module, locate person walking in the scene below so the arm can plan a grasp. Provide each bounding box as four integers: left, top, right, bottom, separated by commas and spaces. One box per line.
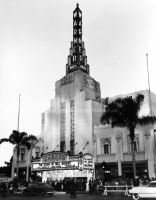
70, 179, 77, 198
2, 182, 7, 198
89, 180, 94, 194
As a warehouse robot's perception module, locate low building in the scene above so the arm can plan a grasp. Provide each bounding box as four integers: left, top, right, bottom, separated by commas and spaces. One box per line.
11, 135, 44, 181
0, 174, 12, 183
93, 90, 156, 180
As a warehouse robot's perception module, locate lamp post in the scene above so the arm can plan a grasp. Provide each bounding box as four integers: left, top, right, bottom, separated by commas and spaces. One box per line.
41, 147, 48, 156
14, 94, 21, 181
82, 142, 89, 152
53, 145, 59, 151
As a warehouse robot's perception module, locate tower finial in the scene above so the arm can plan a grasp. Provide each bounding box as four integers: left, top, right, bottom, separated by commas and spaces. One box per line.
77, 3, 79, 8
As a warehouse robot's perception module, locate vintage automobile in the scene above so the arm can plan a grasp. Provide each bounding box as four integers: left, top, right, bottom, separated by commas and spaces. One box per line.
129, 181, 156, 200
23, 182, 54, 196
16, 185, 27, 194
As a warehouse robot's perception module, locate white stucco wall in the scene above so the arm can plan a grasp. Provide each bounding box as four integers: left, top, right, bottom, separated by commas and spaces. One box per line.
42, 70, 102, 155
94, 123, 156, 178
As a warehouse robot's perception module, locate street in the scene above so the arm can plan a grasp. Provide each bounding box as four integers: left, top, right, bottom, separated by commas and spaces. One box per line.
0, 193, 133, 200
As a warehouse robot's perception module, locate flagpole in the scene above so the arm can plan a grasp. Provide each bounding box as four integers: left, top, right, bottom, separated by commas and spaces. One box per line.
146, 53, 152, 116
17, 94, 21, 131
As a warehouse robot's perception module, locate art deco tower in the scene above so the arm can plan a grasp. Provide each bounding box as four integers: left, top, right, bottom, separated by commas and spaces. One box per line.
66, 4, 89, 75
42, 4, 103, 155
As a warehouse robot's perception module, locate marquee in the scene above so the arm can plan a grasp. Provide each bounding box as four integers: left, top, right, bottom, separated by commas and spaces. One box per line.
32, 152, 94, 172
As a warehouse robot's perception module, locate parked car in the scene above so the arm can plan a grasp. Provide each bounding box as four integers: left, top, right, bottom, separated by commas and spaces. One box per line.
23, 182, 54, 196
129, 181, 156, 200
16, 185, 27, 194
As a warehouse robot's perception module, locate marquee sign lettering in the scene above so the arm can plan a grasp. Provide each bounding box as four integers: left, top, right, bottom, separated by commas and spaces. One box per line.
32, 152, 93, 172
32, 161, 78, 171
42, 151, 67, 163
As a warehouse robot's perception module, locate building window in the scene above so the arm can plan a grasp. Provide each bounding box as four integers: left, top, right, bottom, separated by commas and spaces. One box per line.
35, 152, 39, 158
60, 102, 66, 152
21, 153, 24, 161
101, 138, 111, 154
70, 140, 75, 155
128, 135, 139, 152
70, 100, 75, 155
60, 141, 65, 152
35, 146, 40, 158
104, 144, 109, 154
20, 148, 25, 161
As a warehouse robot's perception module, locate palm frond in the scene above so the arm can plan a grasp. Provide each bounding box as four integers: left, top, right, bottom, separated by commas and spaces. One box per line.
100, 94, 146, 130
19, 134, 38, 149
21, 134, 37, 144
101, 96, 130, 128
0, 138, 15, 145
28, 135, 38, 141
21, 141, 31, 150
9, 130, 20, 144
138, 115, 156, 126
134, 94, 144, 116
19, 132, 28, 141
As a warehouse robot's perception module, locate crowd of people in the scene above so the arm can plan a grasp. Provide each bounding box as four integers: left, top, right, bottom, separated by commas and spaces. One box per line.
48, 178, 87, 192
0, 180, 28, 197
0, 176, 155, 197
103, 176, 155, 187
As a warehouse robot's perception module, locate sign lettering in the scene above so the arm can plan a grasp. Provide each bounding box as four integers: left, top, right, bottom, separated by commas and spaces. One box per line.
73, 12, 77, 18
79, 11, 82, 18
73, 56, 76, 62
80, 55, 83, 61
73, 38, 77, 44
73, 21, 77, 26
74, 29, 77, 35
79, 29, 82, 35
67, 4, 89, 74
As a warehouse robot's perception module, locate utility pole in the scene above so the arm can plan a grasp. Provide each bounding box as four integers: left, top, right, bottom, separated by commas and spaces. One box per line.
17, 94, 21, 131
146, 54, 153, 116
146, 54, 156, 178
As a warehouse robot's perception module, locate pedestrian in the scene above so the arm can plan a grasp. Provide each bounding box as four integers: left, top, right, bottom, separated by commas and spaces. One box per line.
133, 177, 140, 186
2, 182, 7, 198
89, 180, 94, 194
70, 179, 77, 198
82, 179, 86, 191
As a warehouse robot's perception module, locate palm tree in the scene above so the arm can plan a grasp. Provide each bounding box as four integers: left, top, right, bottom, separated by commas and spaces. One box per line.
100, 94, 156, 177
0, 130, 37, 179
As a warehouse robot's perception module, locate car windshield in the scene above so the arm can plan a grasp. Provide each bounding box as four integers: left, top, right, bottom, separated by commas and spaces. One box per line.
36, 183, 49, 187
29, 184, 37, 187
148, 182, 156, 187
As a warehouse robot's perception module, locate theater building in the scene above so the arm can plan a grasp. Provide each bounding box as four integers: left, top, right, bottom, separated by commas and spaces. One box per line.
37, 3, 103, 183
41, 4, 102, 160
11, 4, 156, 182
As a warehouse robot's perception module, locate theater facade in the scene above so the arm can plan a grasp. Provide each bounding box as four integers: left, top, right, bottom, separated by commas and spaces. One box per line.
11, 4, 156, 182
31, 152, 94, 182
41, 3, 102, 161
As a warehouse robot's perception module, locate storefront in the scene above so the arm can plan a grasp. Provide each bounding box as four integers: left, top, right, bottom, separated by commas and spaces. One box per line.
95, 161, 149, 180
31, 151, 94, 182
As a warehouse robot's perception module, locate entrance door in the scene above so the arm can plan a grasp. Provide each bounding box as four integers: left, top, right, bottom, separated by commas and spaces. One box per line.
76, 177, 87, 191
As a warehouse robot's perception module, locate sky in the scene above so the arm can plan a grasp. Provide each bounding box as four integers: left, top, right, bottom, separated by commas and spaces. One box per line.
0, 0, 156, 167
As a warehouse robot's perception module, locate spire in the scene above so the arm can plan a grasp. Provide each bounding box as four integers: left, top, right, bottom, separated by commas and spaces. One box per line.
66, 4, 89, 75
